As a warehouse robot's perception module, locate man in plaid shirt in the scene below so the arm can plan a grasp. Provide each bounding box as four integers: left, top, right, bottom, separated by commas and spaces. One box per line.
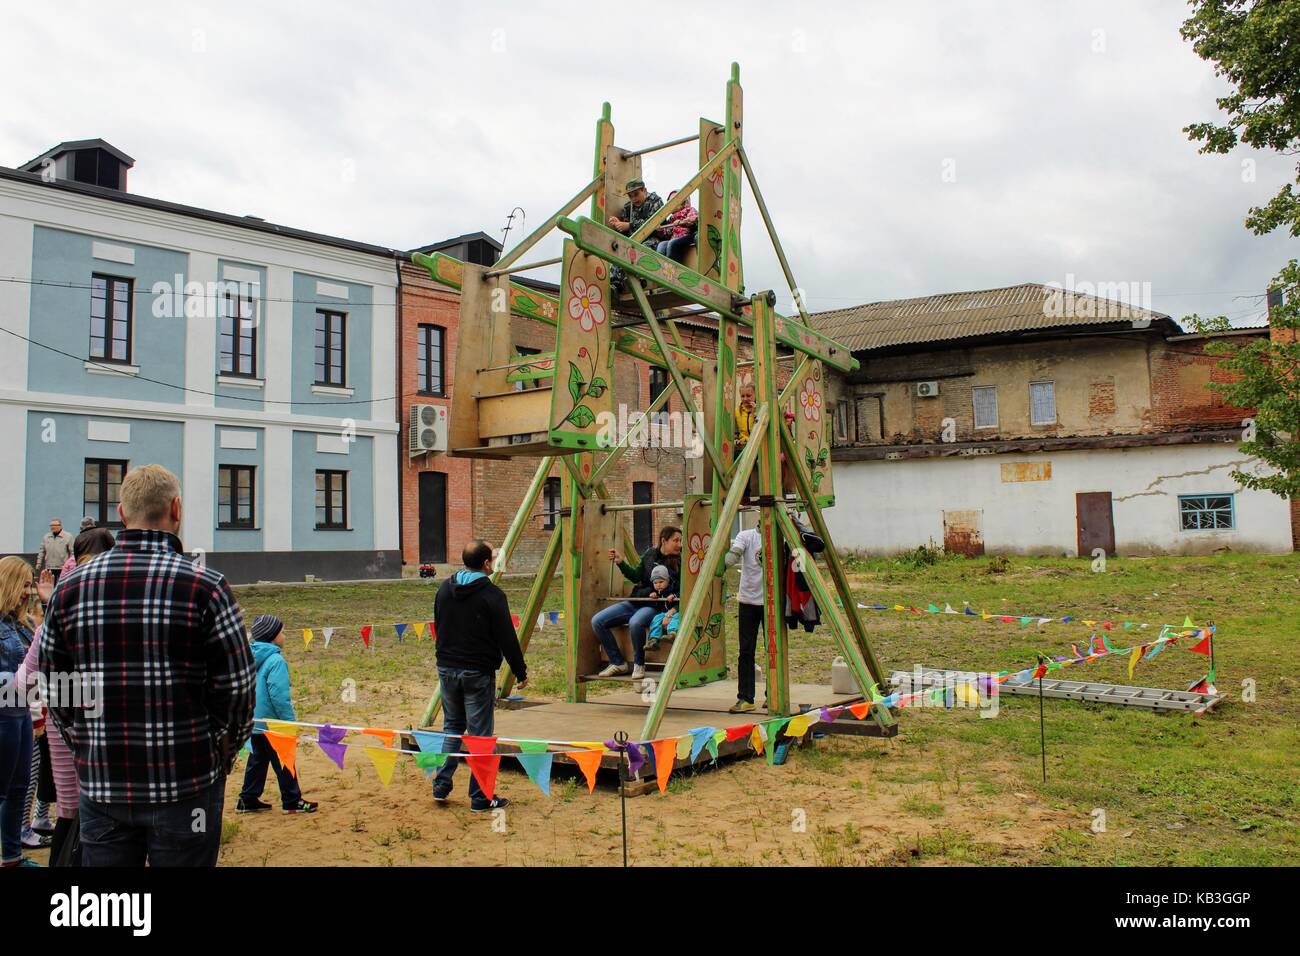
40, 464, 255, 866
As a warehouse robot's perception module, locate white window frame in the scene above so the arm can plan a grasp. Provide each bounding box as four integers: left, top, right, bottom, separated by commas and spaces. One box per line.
972, 386, 998, 429
1029, 381, 1056, 426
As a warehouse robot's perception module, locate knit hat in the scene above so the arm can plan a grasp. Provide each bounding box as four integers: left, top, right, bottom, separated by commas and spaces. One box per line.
650, 564, 671, 584
251, 614, 284, 643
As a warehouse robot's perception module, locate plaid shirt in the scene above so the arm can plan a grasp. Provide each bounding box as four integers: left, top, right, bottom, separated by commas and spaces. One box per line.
39, 529, 255, 804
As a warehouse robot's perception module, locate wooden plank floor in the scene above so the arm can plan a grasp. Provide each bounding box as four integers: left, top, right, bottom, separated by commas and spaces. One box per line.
470, 681, 867, 781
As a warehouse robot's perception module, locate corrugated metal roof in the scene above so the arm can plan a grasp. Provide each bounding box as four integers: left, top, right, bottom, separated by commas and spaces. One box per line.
811, 283, 1173, 352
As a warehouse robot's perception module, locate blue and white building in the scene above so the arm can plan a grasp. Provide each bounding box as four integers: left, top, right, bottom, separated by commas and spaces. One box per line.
0, 141, 400, 582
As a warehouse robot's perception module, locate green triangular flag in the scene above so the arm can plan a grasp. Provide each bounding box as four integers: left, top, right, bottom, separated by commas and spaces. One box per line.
1020, 616, 1032, 626
1123, 621, 1134, 629
926, 603, 941, 613
413, 752, 448, 772
515, 752, 553, 796
1183, 616, 1194, 628
517, 739, 549, 754
763, 718, 791, 765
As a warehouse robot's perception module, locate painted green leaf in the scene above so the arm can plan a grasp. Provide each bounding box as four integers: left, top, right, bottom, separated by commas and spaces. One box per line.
568, 405, 596, 428
691, 639, 712, 666
678, 271, 701, 288
586, 381, 606, 398
812, 470, 824, 491
567, 362, 583, 403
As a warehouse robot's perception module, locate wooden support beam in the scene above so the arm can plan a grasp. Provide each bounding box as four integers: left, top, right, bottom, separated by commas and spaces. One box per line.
622, 132, 700, 158
773, 506, 890, 730
629, 138, 740, 244
497, 526, 563, 700
738, 146, 814, 330
752, 293, 790, 716
628, 279, 730, 490
411, 250, 707, 380
639, 404, 769, 740
779, 423, 888, 691
558, 217, 858, 373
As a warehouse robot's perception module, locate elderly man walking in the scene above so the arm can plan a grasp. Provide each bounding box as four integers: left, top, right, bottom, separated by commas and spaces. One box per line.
39, 464, 255, 867
35, 519, 73, 585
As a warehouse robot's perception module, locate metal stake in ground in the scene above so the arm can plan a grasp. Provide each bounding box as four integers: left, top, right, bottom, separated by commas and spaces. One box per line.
614, 730, 629, 868
1036, 655, 1048, 783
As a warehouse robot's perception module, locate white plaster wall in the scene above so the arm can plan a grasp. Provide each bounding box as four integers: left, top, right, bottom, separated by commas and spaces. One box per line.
262, 425, 293, 551
181, 419, 215, 552
0, 404, 27, 551
827, 444, 1294, 556
0, 213, 33, 389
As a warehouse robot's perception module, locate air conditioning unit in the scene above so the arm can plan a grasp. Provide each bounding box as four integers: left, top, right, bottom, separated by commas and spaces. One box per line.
408, 403, 448, 456
915, 381, 940, 398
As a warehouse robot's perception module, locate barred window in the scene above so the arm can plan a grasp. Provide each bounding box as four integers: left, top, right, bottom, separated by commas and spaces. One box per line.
1030, 382, 1056, 425
1179, 495, 1235, 531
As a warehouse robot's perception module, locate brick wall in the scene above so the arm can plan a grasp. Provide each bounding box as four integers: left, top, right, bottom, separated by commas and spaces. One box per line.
398, 260, 474, 566
1147, 337, 1259, 431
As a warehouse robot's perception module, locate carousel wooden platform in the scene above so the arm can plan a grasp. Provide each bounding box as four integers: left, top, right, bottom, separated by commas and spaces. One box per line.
412, 681, 892, 795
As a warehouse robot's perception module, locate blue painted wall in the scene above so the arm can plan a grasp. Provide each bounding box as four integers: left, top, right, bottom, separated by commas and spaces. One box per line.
28, 226, 189, 403
23, 412, 183, 551
212, 426, 264, 552
213, 260, 267, 412
291, 430, 374, 551
290, 272, 374, 418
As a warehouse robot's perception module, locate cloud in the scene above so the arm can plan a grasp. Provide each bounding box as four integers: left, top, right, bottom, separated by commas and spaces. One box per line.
1, 0, 1291, 326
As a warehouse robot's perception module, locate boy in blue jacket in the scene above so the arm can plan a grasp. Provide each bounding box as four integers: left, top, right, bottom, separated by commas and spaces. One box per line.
236, 615, 318, 814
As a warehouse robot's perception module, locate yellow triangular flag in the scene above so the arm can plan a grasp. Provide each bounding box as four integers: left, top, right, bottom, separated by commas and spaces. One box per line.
413, 621, 427, 641
893, 604, 906, 612
302, 628, 314, 649
569, 740, 605, 751
675, 735, 692, 761
750, 725, 765, 755
785, 713, 817, 737
981, 611, 993, 620
1128, 645, 1142, 680
955, 682, 981, 706
264, 720, 298, 737
366, 747, 400, 787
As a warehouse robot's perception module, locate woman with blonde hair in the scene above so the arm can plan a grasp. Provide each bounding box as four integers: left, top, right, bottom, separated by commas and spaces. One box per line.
0, 555, 39, 866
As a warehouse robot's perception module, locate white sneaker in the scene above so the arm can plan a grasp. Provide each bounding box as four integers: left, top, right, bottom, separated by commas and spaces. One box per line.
631, 665, 646, 679
598, 662, 631, 677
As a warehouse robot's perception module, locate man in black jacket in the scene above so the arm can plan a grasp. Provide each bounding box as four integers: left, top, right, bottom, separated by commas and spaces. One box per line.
430, 540, 527, 811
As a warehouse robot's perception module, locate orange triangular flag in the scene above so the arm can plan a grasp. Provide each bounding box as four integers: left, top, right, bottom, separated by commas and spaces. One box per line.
264, 731, 299, 778
848, 702, 871, 720
569, 747, 604, 793
362, 727, 396, 748
651, 738, 677, 794
366, 747, 400, 787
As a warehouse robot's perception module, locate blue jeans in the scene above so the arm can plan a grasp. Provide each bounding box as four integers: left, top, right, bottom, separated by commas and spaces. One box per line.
656, 234, 695, 263
79, 778, 226, 867
0, 714, 33, 864
592, 601, 658, 667
433, 666, 496, 807
240, 733, 303, 809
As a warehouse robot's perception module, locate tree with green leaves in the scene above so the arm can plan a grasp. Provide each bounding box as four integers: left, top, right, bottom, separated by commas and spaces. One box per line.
1182, 0, 1300, 498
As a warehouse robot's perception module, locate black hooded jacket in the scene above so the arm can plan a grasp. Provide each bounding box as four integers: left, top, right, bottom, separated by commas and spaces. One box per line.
433, 573, 527, 681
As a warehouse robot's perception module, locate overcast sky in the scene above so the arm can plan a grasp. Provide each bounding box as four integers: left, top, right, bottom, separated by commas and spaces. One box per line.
3, 0, 1295, 327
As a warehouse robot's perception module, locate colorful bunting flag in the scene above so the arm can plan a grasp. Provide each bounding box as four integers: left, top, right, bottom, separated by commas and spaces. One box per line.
463, 736, 501, 799
413, 621, 427, 641
303, 628, 314, 649
1128, 645, 1143, 680
363, 728, 396, 748
413, 752, 448, 774
515, 752, 553, 796
322, 627, 334, 647
393, 623, 408, 643
411, 731, 447, 755
569, 747, 604, 793
688, 727, 715, 763
650, 738, 677, 794
1188, 631, 1213, 656
318, 724, 348, 770
367, 747, 400, 787
264, 731, 299, 778
361, 625, 373, 648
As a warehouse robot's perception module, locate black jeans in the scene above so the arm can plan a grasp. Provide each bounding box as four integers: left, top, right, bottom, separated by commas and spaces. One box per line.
432, 666, 496, 806
239, 733, 303, 809
737, 602, 764, 704
79, 778, 226, 867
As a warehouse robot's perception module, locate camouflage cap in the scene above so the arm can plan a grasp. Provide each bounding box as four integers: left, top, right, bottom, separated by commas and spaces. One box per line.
625, 178, 646, 193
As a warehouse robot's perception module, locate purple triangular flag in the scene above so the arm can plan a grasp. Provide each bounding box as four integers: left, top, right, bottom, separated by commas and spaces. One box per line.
318, 724, 349, 770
